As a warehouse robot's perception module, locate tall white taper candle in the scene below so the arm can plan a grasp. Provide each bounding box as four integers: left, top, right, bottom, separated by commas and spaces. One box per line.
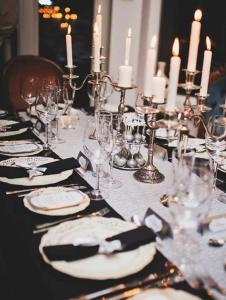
93, 22, 100, 72
200, 36, 212, 97
187, 9, 202, 72
143, 36, 157, 97
66, 25, 73, 67
96, 5, 102, 48
166, 38, 181, 112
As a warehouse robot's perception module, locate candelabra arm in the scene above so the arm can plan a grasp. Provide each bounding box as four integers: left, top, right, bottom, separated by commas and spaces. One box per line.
71, 73, 93, 91
101, 74, 113, 84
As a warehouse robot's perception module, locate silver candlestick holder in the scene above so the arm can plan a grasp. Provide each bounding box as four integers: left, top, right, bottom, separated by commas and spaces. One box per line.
111, 83, 137, 134
63, 65, 92, 92
134, 94, 165, 184
179, 69, 200, 119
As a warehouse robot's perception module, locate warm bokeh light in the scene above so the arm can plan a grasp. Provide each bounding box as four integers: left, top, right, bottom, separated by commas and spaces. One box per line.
150, 35, 157, 48
65, 14, 70, 20
43, 13, 51, 19
65, 7, 70, 13
70, 14, 77, 20
172, 38, 180, 56
206, 36, 211, 50
56, 13, 63, 19
53, 6, 60, 12
194, 9, 202, 21
60, 22, 69, 29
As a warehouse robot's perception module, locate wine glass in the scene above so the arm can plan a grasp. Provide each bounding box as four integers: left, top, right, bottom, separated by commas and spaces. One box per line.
50, 86, 65, 144
205, 115, 226, 203
83, 116, 112, 201
168, 151, 213, 278
36, 88, 58, 150
62, 81, 76, 129
21, 76, 40, 118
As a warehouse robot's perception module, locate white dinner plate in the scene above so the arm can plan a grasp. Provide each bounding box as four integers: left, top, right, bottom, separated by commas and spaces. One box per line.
0, 110, 8, 117
39, 217, 156, 280
130, 288, 201, 300
0, 141, 43, 157
0, 120, 27, 137
156, 128, 177, 140
23, 186, 90, 216
0, 156, 73, 186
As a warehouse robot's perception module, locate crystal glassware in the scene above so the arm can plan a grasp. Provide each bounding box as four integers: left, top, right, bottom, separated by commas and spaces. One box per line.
168, 151, 213, 277
36, 88, 58, 150
205, 115, 226, 203
21, 76, 40, 118
83, 116, 112, 201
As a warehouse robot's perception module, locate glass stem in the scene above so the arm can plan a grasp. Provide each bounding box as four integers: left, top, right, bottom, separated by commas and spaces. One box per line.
213, 159, 218, 190
110, 155, 114, 182
56, 117, 59, 138
46, 123, 49, 147
96, 164, 101, 192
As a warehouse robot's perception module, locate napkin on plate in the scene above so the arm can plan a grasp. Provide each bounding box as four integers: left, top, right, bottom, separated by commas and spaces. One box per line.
43, 225, 156, 261
0, 157, 80, 178
0, 121, 33, 131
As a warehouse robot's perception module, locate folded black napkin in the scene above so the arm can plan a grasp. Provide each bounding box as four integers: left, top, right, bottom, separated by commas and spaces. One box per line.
43, 225, 156, 262
0, 157, 80, 178
0, 121, 33, 131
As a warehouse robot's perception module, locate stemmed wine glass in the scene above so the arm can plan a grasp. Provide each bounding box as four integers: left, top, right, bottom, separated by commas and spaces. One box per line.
167, 150, 213, 278
83, 115, 112, 201
51, 86, 65, 144
205, 115, 226, 203
21, 76, 40, 118
36, 87, 58, 150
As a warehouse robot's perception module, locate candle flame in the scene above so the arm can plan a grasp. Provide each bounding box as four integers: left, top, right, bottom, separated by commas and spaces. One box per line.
94, 22, 99, 35
172, 38, 179, 56
150, 35, 157, 48
206, 36, 211, 50
67, 25, 71, 35
128, 28, 132, 38
98, 4, 101, 14
194, 9, 202, 21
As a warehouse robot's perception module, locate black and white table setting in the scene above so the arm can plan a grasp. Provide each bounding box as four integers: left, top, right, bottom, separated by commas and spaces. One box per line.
1, 5, 226, 300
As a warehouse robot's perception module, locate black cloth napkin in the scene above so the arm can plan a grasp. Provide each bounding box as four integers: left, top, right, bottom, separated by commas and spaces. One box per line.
43, 225, 156, 262
0, 121, 33, 131
0, 157, 80, 178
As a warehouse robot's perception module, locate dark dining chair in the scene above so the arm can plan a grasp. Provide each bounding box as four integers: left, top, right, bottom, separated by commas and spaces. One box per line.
0, 55, 64, 112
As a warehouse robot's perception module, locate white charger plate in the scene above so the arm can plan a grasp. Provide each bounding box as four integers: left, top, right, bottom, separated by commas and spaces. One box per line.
130, 288, 201, 300
39, 217, 156, 280
0, 141, 43, 157
0, 156, 73, 186
0, 120, 27, 137
23, 186, 90, 216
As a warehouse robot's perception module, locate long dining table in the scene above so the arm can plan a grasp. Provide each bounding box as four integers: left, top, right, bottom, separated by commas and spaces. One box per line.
0, 109, 225, 300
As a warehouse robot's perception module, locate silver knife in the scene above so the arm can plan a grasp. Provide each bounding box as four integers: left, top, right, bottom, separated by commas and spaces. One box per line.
73, 267, 179, 300
17, 185, 88, 198
33, 207, 110, 233
6, 183, 88, 195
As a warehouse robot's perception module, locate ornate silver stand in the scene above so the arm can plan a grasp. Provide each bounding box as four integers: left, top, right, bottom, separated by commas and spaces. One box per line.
111, 83, 137, 134
134, 94, 165, 184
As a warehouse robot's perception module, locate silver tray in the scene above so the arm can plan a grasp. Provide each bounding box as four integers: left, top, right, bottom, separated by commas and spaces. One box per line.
113, 164, 142, 171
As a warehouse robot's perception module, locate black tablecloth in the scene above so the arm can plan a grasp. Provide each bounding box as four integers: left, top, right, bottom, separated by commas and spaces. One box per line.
0, 123, 214, 300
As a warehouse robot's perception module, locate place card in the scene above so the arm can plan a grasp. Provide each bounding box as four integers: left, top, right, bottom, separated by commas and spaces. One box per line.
77, 151, 93, 172
34, 119, 45, 133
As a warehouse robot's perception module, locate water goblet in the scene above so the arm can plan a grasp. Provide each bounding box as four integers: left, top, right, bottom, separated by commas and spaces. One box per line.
21, 76, 39, 118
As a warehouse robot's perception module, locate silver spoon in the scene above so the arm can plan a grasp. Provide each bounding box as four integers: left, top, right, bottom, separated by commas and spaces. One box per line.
208, 238, 226, 247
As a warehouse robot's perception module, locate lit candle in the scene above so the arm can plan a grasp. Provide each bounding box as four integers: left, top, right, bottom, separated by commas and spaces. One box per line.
66, 25, 73, 67
125, 28, 132, 65
93, 22, 100, 72
143, 35, 157, 97
96, 5, 102, 47
200, 36, 212, 97
118, 28, 133, 87
166, 38, 181, 112
153, 70, 166, 103
187, 9, 202, 72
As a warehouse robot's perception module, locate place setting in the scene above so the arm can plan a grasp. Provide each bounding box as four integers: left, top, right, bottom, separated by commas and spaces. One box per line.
0, 156, 79, 186
0, 139, 43, 157
0, 119, 33, 138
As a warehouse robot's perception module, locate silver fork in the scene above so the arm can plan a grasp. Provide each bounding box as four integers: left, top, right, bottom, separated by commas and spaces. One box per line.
33, 207, 110, 234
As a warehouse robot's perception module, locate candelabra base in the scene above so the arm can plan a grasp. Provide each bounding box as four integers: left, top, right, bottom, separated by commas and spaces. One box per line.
133, 164, 164, 184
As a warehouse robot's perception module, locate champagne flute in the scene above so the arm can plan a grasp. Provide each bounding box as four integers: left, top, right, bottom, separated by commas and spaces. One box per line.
205, 115, 226, 203
36, 88, 58, 150
21, 76, 39, 118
